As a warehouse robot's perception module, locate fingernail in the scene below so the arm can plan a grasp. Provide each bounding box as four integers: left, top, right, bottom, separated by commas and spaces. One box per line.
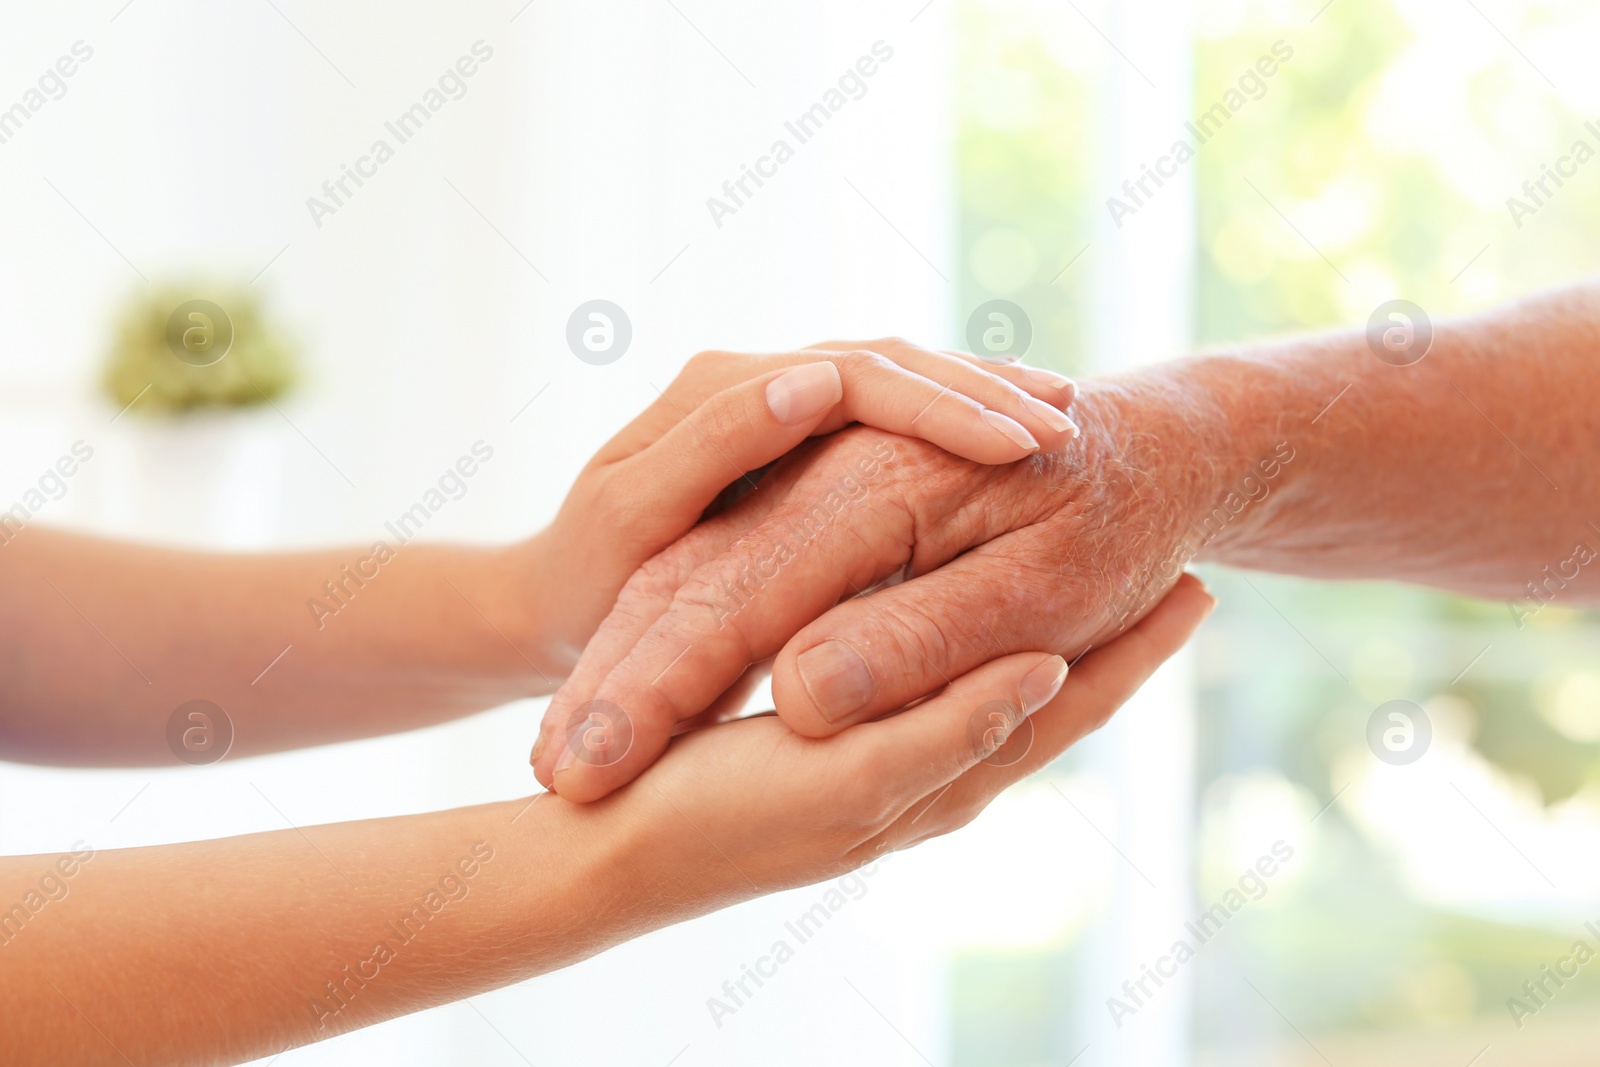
796, 639, 874, 723
530, 729, 546, 766
980, 409, 1040, 453
553, 742, 577, 776
1019, 367, 1075, 396
1023, 396, 1080, 437
766, 362, 843, 425
1019, 655, 1069, 714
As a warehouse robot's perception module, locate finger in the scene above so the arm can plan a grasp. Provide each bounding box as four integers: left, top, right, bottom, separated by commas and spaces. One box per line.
606, 345, 1075, 464
833, 651, 1070, 805
609, 355, 1053, 544
703, 346, 1075, 454
547, 440, 921, 802
883, 575, 1216, 847
815, 351, 1051, 462
1011, 573, 1215, 768
805, 339, 1079, 443
530, 505, 759, 786
605, 362, 849, 555
770, 535, 1072, 738
673, 656, 774, 733
940, 350, 1077, 409
531, 433, 837, 786
806, 342, 1081, 438
804, 337, 1075, 410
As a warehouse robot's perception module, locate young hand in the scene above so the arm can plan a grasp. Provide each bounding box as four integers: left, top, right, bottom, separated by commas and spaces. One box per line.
605, 575, 1213, 903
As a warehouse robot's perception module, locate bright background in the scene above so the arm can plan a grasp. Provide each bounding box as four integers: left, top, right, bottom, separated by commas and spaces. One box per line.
0, 0, 1597, 1064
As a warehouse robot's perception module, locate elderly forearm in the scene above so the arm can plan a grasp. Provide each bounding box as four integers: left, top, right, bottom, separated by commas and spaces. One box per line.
0, 529, 559, 764
1081, 284, 1600, 603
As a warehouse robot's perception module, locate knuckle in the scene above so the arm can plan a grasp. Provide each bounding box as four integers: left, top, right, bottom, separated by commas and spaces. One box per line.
887, 793, 980, 851
886, 432, 970, 484
670, 566, 758, 654
833, 348, 895, 378
616, 546, 691, 613
991, 374, 1035, 405
1076, 669, 1139, 736
809, 425, 942, 508
670, 578, 731, 628
691, 391, 752, 444
835, 760, 903, 829
608, 585, 667, 636
1080, 705, 1118, 739
770, 435, 915, 538
938, 796, 990, 836
685, 349, 733, 374
877, 599, 957, 677
589, 467, 648, 542
627, 549, 683, 596
921, 786, 991, 838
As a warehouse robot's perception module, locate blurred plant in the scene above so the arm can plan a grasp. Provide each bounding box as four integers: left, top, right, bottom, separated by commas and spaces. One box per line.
101, 285, 298, 414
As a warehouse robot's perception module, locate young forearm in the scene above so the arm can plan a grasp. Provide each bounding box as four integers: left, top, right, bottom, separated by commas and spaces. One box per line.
1, 584, 1212, 1067
1093, 283, 1600, 602
0, 529, 562, 764
0, 795, 669, 1066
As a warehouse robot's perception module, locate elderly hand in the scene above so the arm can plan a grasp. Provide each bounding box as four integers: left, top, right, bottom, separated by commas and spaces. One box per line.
523, 340, 1079, 672
609, 575, 1213, 903
533, 348, 1238, 801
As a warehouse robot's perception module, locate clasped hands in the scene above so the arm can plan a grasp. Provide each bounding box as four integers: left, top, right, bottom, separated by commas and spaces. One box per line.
519, 337, 1214, 899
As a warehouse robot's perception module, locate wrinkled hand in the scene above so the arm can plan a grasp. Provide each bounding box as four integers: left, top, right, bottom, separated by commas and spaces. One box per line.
607, 576, 1213, 902
534, 371, 1222, 800
527, 340, 1079, 669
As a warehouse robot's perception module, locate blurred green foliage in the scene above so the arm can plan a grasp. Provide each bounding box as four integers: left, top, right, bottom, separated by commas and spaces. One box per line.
954, 1, 1094, 377
102, 285, 298, 414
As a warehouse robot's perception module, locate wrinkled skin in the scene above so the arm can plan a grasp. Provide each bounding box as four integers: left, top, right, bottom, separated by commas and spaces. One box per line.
534, 376, 1224, 801
527, 342, 1078, 670
611, 575, 1214, 905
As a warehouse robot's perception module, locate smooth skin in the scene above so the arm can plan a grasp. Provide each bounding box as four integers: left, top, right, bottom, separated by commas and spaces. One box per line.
535, 287, 1600, 800
0, 577, 1214, 1066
